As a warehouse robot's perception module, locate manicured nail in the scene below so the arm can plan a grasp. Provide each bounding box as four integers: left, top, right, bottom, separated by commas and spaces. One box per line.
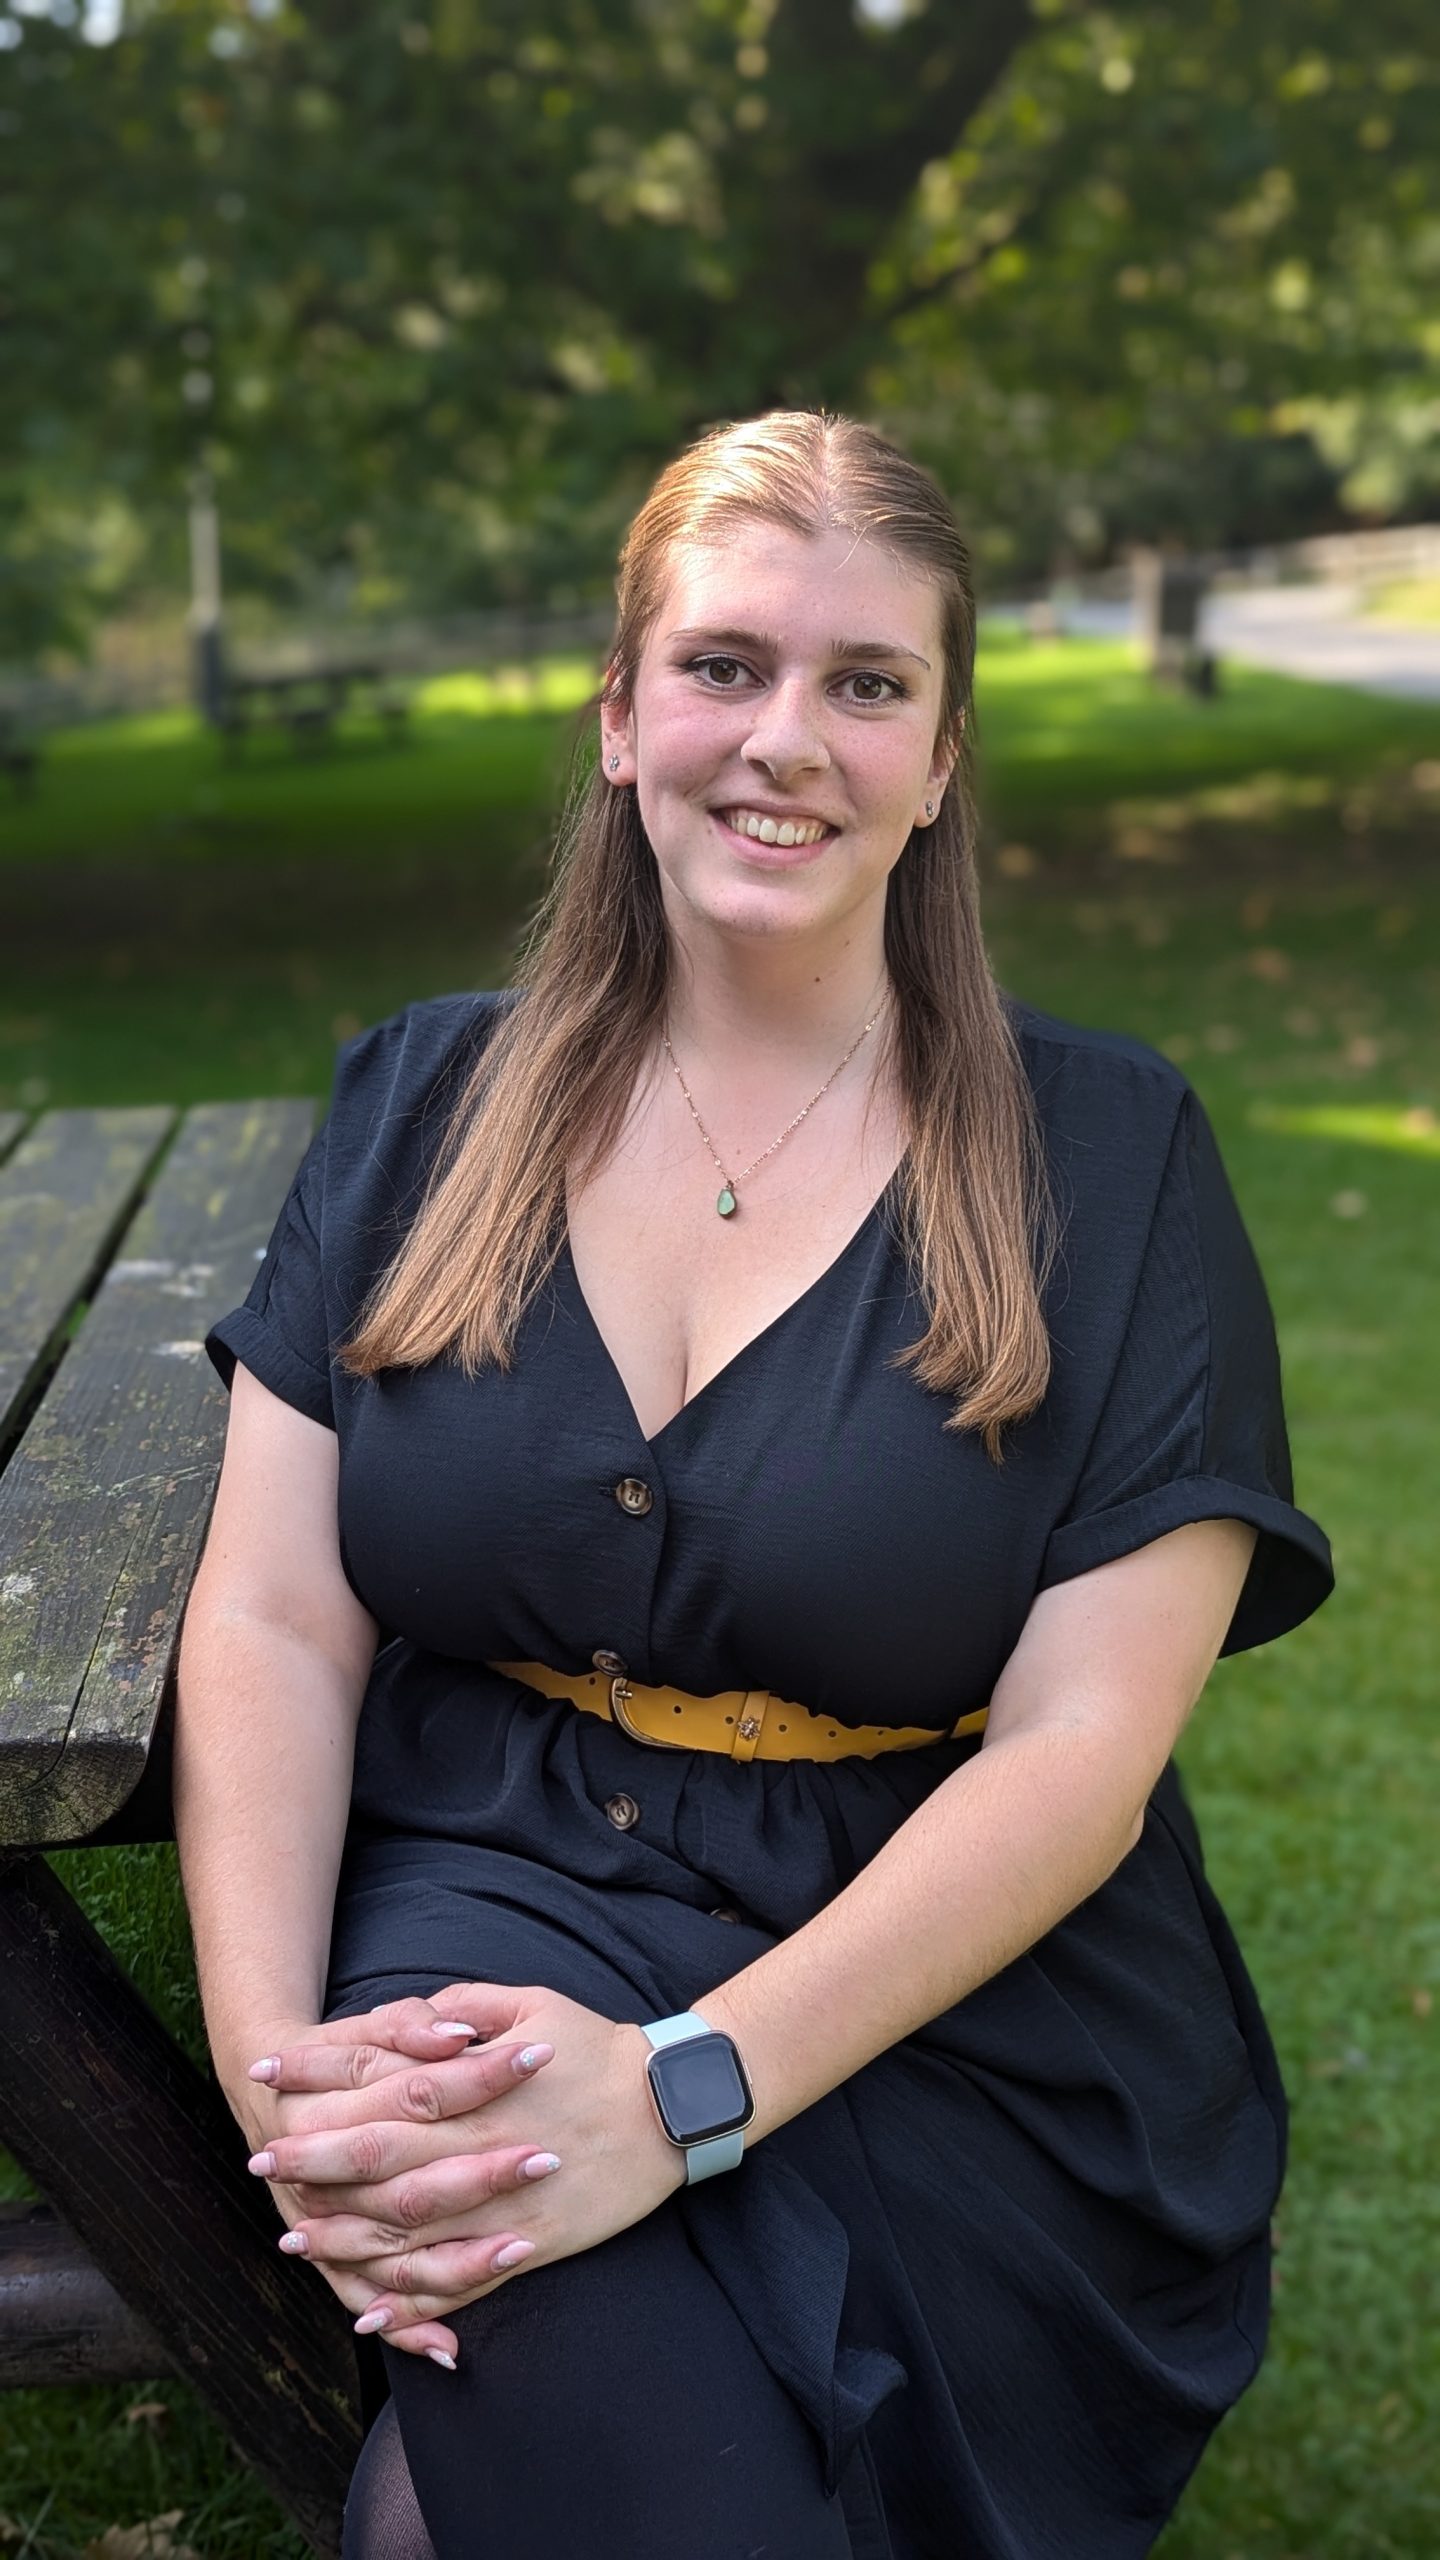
247, 2056, 281, 2083
427, 2349, 457, 2369
514, 2043, 554, 2075
520, 2152, 561, 2180
278, 2230, 308, 2255
430, 2020, 474, 2038
492, 2239, 535, 2270
247, 2150, 276, 2176
354, 2307, 393, 2335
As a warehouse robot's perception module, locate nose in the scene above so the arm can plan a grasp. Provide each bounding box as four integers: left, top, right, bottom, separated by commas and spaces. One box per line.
740, 673, 831, 784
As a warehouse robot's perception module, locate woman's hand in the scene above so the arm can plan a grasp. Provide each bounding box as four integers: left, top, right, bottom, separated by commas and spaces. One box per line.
224, 1996, 527, 2364
244, 1984, 685, 2365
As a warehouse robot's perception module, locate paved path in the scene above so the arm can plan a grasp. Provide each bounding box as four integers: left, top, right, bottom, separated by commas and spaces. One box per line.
1007, 584, 1440, 702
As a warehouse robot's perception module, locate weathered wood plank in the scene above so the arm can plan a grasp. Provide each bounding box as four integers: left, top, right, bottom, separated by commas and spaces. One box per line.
0, 1099, 318, 1846
0, 1850, 359, 2552
0, 2201, 169, 2385
0, 1107, 176, 1465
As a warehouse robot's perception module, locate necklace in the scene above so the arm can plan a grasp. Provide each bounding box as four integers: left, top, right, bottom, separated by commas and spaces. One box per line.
662, 994, 888, 1218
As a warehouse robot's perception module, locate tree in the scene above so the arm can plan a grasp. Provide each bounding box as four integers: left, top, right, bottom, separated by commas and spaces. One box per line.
1, 0, 1434, 651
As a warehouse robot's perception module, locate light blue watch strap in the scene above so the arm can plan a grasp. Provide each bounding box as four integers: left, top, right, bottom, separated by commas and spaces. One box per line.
640, 2011, 746, 2182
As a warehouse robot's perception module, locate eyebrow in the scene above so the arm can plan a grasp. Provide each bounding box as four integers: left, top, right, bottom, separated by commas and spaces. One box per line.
668, 624, 932, 673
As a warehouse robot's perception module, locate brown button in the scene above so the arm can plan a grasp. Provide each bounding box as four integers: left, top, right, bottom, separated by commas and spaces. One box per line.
709, 1905, 741, 1923
592, 1647, 627, 1674
613, 1477, 654, 1517
604, 1793, 640, 1830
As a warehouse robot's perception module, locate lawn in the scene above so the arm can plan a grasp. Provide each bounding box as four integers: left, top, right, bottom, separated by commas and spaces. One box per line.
1, 638, 1436, 2556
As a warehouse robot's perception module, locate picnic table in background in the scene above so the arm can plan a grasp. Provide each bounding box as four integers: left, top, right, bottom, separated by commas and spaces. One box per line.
0, 1094, 360, 2557
0, 708, 41, 798
217, 659, 413, 752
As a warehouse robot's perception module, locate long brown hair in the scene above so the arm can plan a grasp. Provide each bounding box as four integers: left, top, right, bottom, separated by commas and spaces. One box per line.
338, 408, 1063, 1463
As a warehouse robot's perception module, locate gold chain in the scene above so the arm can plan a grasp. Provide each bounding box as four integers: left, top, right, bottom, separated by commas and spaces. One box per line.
661, 993, 888, 1218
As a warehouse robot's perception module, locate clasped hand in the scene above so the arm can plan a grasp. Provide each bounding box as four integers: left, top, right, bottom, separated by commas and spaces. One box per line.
241, 1983, 685, 2366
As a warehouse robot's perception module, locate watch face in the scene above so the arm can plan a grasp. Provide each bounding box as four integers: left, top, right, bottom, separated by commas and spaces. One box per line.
647, 2033, 755, 2145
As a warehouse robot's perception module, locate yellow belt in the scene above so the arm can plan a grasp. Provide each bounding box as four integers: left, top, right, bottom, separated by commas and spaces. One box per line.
490, 1660, 989, 1764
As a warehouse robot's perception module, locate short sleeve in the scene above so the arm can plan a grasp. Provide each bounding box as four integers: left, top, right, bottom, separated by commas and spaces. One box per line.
1037, 1083, 1334, 1654
204, 1115, 335, 1430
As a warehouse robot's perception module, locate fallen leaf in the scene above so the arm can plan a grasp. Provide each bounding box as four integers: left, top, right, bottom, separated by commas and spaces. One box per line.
1239, 892, 1274, 928
1246, 946, 1292, 982
1202, 1023, 1242, 1052
1345, 1035, 1381, 1068
1283, 1007, 1319, 1037
122, 2398, 170, 2429
1329, 1190, 1367, 1219
81, 2516, 202, 2560
1410, 1986, 1433, 2018
996, 842, 1037, 878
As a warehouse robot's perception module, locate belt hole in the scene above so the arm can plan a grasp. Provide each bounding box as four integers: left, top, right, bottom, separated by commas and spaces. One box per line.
828, 1730, 837, 1738
673, 1704, 682, 1714
778, 1723, 786, 1732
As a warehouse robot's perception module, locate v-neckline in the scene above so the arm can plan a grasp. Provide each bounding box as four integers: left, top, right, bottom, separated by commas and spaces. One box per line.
562, 1159, 908, 1454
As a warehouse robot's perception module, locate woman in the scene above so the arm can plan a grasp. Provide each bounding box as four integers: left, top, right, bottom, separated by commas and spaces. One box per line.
180, 408, 1334, 2560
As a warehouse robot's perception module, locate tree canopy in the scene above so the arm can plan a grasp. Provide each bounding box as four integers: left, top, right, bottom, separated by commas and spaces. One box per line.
2, 0, 1435, 651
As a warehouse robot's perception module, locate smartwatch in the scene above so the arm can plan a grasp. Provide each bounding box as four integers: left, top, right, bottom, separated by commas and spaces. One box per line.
640, 2012, 756, 2183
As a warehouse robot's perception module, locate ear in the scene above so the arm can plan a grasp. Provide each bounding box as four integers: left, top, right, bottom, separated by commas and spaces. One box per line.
599, 691, 636, 786
917, 704, 966, 825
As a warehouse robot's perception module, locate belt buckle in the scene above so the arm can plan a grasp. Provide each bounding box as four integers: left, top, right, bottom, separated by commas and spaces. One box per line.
609, 1674, 690, 1752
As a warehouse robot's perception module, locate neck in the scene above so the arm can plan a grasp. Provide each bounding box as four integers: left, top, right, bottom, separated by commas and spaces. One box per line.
661, 917, 892, 1079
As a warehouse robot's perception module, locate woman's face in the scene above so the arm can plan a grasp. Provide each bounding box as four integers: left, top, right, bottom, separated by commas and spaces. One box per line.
600, 521, 960, 949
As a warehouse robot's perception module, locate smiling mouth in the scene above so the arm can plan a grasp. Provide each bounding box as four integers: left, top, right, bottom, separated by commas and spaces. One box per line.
714, 805, 838, 848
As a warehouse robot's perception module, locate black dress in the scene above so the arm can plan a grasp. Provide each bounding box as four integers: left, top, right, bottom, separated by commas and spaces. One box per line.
203, 987, 1334, 2559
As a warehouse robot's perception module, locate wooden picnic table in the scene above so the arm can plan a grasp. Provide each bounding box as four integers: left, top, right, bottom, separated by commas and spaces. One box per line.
0, 1092, 362, 2556
218, 662, 412, 751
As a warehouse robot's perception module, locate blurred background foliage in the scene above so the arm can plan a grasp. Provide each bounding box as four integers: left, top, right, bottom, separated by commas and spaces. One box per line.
1, 0, 1436, 660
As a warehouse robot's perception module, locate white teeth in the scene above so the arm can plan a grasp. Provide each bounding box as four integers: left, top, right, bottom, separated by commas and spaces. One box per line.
724, 808, 830, 846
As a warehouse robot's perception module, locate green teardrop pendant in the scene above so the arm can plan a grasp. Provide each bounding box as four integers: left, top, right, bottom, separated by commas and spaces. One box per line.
716, 1185, 737, 1218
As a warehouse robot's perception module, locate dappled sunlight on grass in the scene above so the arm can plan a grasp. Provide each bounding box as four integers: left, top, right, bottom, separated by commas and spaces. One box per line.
1248, 1100, 1440, 1158
416, 655, 600, 718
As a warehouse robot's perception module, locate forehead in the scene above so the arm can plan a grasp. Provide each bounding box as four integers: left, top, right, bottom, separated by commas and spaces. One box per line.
652, 521, 942, 659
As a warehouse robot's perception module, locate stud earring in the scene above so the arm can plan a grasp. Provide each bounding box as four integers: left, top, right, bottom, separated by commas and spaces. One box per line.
925, 801, 934, 817
608, 755, 621, 772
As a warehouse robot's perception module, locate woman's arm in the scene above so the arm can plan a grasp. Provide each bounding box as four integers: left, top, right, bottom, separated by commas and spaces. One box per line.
174, 1364, 381, 2141
692, 1517, 1259, 2142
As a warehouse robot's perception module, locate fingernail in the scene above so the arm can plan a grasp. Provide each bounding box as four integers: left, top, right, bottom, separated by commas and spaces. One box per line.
492, 2239, 535, 2270
429, 2020, 474, 2037
520, 2152, 561, 2180
514, 2043, 554, 2075
247, 2150, 276, 2176
354, 2307, 393, 2335
279, 2230, 308, 2255
247, 2056, 281, 2082
427, 2349, 457, 2369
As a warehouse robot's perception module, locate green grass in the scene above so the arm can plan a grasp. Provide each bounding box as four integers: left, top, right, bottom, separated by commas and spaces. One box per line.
1, 639, 1436, 2554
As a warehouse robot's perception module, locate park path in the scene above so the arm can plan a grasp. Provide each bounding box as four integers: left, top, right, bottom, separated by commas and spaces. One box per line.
1029, 583, 1440, 702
